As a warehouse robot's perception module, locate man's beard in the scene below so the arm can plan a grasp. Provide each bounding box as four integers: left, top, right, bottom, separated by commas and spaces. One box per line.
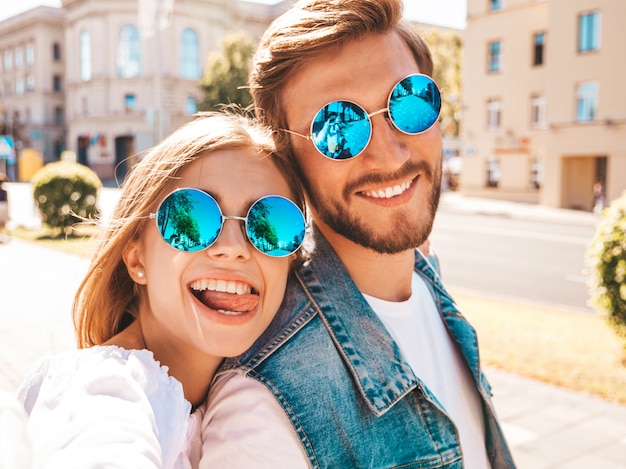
303, 160, 442, 254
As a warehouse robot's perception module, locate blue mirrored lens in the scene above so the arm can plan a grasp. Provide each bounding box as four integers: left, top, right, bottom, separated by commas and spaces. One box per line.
246, 196, 306, 257
388, 74, 441, 134
311, 101, 371, 160
156, 188, 222, 252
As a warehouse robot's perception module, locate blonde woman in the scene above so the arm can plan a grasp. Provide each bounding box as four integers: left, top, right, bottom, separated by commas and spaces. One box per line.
15, 111, 306, 468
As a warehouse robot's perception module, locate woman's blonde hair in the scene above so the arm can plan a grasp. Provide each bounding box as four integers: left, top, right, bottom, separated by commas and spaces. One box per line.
249, 0, 434, 155
73, 111, 304, 347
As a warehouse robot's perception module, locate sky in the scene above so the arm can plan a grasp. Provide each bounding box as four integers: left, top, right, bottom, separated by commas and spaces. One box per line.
0, 0, 467, 29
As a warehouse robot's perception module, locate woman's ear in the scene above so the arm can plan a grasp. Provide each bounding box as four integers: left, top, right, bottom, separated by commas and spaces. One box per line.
123, 240, 147, 285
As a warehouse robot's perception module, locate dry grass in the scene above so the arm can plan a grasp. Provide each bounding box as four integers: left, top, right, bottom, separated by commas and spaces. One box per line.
454, 291, 626, 404
9, 224, 101, 257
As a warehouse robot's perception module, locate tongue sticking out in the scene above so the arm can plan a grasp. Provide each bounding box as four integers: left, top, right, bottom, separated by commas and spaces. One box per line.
197, 290, 259, 313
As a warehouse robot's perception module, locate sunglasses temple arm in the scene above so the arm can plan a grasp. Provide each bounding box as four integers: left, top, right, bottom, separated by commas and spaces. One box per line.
280, 128, 311, 141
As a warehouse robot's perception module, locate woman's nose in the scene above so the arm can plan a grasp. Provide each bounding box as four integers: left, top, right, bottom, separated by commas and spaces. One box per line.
206, 219, 251, 261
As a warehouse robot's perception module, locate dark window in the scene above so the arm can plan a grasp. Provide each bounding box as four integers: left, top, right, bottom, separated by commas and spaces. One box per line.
53, 74, 62, 92
54, 106, 64, 125
533, 32, 545, 66
53, 42, 61, 61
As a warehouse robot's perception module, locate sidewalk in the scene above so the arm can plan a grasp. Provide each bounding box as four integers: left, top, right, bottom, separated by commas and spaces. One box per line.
1, 187, 625, 468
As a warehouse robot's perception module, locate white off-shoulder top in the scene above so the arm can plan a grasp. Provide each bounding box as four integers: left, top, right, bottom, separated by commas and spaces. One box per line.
15, 346, 205, 468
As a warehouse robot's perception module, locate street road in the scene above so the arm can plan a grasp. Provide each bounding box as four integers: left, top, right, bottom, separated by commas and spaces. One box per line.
430, 211, 597, 313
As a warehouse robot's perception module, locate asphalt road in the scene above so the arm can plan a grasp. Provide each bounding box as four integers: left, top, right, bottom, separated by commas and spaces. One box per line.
431, 210, 597, 313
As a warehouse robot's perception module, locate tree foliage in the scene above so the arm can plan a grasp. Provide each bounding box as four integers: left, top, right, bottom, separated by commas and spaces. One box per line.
587, 191, 626, 353
248, 200, 279, 250
418, 27, 463, 137
199, 33, 256, 111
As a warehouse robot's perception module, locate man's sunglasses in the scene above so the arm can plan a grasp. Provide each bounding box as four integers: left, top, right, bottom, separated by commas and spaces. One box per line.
282, 74, 441, 160
150, 188, 306, 257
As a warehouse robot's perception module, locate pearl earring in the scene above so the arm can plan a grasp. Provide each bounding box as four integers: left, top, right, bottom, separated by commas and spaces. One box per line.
137, 271, 145, 279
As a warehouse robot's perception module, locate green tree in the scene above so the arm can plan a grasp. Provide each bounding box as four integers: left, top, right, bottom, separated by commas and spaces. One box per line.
199, 33, 257, 111
418, 27, 463, 137
173, 211, 200, 246
248, 200, 279, 250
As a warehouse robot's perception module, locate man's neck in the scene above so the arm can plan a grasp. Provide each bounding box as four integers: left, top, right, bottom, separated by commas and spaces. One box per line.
315, 222, 415, 302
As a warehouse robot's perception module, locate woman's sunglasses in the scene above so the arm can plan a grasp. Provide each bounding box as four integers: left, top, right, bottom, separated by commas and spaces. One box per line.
282, 74, 441, 160
150, 188, 306, 257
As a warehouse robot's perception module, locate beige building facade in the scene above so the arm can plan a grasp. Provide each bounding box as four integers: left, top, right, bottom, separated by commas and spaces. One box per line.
462, 0, 626, 210
0, 0, 293, 183
0, 6, 66, 170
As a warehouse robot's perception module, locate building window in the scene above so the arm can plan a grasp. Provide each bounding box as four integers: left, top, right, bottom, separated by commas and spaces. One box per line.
578, 12, 600, 52
4, 50, 12, 70
16, 77, 24, 95
576, 82, 597, 122
530, 95, 546, 127
487, 98, 501, 129
490, 0, 502, 11
81, 96, 89, 115
15, 48, 23, 69
26, 44, 34, 65
53, 74, 62, 92
53, 42, 61, 61
125, 93, 138, 111
54, 106, 64, 125
185, 96, 197, 115
533, 32, 545, 66
118, 25, 141, 78
80, 31, 92, 81
488, 41, 501, 72
26, 75, 35, 91
180, 28, 201, 79
486, 157, 501, 188
530, 158, 542, 190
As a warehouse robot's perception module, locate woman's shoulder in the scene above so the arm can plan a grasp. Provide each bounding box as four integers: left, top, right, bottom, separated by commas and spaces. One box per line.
18, 346, 188, 415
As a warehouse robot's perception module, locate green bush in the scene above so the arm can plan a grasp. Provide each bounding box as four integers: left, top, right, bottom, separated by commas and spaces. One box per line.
31, 161, 102, 235
587, 191, 626, 351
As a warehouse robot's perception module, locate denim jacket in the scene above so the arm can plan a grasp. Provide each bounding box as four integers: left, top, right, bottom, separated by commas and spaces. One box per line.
219, 228, 516, 468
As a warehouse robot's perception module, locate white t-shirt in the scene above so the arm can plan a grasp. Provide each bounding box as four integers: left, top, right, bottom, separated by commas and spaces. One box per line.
363, 272, 489, 468
201, 273, 489, 468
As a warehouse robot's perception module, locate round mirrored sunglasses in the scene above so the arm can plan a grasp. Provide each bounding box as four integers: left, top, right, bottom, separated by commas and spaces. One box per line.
282, 74, 441, 160
150, 188, 306, 257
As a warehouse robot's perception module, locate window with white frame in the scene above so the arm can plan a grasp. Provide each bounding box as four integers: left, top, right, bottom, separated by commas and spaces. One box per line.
487, 98, 501, 129
576, 82, 597, 122
118, 25, 141, 78
26, 44, 34, 66
15, 48, 23, 69
26, 74, 35, 91
4, 50, 12, 70
180, 28, 201, 79
488, 41, 501, 72
16, 77, 24, 95
80, 31, 92, 81
578, 11, 600, 52
531, 95, 546, 127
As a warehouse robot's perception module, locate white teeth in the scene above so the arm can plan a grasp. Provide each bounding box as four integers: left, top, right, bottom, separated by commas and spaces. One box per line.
190, 279, 252, 294
364, 180, 412, 199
